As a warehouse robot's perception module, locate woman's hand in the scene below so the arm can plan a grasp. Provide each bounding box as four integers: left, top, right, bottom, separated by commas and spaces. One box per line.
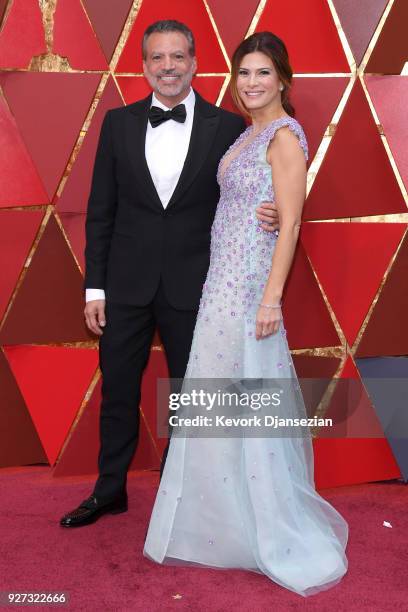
255, 304, 282, 340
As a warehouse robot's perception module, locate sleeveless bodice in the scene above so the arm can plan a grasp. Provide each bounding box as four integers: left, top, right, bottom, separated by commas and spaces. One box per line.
196, 117, 309, 331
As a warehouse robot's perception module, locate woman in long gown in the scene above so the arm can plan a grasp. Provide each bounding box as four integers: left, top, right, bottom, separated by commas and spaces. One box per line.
143, 31, 348, 597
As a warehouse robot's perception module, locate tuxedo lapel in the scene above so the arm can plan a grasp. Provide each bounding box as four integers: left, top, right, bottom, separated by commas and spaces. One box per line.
126, 94, 164, 211
166, 90, 220, 209
125, 90, 220, 212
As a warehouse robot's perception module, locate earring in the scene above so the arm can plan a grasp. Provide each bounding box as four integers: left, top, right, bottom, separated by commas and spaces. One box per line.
279, 84, 284, 91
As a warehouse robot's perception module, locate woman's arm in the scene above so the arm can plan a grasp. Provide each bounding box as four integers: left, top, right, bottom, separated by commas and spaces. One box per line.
255, 126, 307, 340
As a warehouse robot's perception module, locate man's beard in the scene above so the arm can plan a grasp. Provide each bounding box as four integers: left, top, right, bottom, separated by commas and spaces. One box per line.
145, 70, 194, 98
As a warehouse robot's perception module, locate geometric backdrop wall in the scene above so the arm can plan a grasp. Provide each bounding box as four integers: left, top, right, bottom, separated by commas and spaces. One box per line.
1, 0, 407, 488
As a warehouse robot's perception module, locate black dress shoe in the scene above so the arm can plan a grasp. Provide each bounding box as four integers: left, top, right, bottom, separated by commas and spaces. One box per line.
59, 493, 128, 528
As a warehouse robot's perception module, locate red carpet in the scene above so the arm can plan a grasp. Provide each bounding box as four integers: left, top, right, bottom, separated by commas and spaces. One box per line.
0, 467, 407, 611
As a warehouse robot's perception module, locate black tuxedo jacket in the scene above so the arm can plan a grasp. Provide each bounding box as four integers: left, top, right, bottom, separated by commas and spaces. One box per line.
84, 90, 246, 310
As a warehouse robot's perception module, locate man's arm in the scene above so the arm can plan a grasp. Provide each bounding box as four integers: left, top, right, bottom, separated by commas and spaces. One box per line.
84, 109, 118, 290
83, 109, 117, 335
255, 201, 280, 232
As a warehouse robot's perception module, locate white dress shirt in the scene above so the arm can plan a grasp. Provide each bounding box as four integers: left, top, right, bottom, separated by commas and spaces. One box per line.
86, 88, 196, 303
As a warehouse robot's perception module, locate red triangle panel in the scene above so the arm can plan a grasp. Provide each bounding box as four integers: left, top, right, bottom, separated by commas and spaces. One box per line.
256, 0, 349, 73
365, 75, 408, 192
283, 241, 340, 349
206, 0, 259, 58
82, 0, 133, 63
0, 210, 44, 320
3, 345, 99, 465
0, 215, 92, 345
0, 94, 48, 207
355, 228, 408, 357
52, 0, 108, 70
305, 80, 406, 220
332, 0, 388, 65
365, 0, 408, 74
301, 222, 406, 346
0, 72, 100, 201
0, 0, 46, 69
0, 349, 47, 468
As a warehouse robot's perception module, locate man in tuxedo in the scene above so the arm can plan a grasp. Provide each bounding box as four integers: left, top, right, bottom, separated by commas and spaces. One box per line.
60, 20, 279, 527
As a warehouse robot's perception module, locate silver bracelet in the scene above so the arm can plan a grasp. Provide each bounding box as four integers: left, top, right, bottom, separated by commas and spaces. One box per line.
259, 302, 282, 309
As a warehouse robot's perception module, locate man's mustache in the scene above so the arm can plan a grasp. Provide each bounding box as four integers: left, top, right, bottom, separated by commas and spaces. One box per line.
157, 73, 182, 77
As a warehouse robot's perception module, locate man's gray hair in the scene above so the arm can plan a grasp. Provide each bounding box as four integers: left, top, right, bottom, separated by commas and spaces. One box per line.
142, 20, 196, 59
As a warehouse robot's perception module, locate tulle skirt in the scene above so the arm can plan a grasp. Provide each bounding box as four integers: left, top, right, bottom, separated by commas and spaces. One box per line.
143, 312, 348, 597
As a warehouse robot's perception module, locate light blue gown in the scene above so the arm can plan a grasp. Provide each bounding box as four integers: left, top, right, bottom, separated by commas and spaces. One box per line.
143, 117, 349, 597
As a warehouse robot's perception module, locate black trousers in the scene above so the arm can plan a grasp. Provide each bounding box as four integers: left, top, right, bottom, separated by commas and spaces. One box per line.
93, 280, 198, 502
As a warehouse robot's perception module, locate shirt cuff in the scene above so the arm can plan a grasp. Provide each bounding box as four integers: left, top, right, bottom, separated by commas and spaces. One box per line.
85, 288, 106, 302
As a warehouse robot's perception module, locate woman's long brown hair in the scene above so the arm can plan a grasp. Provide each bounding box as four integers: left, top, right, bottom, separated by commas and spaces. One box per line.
230, 31, 295, 118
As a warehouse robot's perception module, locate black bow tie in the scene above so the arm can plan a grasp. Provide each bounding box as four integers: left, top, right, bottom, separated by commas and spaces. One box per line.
148, 104, 187, 128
